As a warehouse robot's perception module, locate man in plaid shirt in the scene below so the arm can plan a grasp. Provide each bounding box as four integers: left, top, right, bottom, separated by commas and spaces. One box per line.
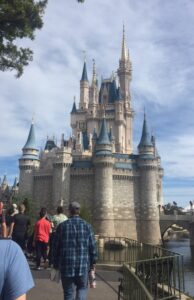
52, 201, 97, 300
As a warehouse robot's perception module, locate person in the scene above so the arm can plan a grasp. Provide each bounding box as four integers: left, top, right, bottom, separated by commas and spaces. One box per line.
49, 206, 67, 265
52, 206, 67, 231
0, 239, 34, 300
33, 207, 51, 270
52, 201, 97, 300
8, 204, 30, 250
11, 203, 19, 216
0, 201, 6, 238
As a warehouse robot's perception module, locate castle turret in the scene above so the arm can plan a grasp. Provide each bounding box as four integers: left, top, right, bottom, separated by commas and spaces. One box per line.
93, 118, 115, 236
117, 27, 133, 154
138, 115, 162, 245
70, 97, 77, 137
52, 144, 72, 210
19, 122, 40, 197
79, 61, 89, 110
89, 60, 98, 115
117, 26, 132, 107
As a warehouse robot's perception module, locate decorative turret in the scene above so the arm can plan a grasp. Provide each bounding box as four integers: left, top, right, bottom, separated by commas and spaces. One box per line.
89, 59, 98, 115
117, 25, 132, 106
93, 118, 115, 236
95, 118, 112, 155
21, 122, 39, 160
19, 121, 40, 197
138, 113, 154, 156
44, 137, 57, 151
137, 114, 162, 245
79, 60, 89, 110
71, 100, 77, 114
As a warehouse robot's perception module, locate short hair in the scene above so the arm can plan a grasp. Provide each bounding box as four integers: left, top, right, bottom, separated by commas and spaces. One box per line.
39, 207, 47, 218
69, 202, 80, 214
19, 204, 25, 213
57, 206, 64, 214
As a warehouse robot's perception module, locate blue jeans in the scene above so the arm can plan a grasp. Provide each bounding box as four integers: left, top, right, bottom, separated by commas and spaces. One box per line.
61, 273, 88, 300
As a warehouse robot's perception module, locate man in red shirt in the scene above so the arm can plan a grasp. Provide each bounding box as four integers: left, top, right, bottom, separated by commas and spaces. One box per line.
33, 207, 51, 270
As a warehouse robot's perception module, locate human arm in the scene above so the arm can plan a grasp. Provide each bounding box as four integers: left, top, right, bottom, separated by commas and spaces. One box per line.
16, 294, 26, 300
88, 226, 97, 270
8, 216, 15, 237
1, 213, 7, 237
2, 240, 34, 299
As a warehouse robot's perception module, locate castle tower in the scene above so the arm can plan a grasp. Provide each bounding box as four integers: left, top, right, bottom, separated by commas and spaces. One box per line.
117, 25, 132, 107
117, 27, 133, 154
70, 97, 77, 138
93, 118, 115, 236
79, 60, 89, 110
137, 114, 162, 245
52, 144, 72, 210
19, 122, 40, 197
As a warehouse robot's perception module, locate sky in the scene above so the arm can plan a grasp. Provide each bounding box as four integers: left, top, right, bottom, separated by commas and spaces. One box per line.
0, 0, 194, 208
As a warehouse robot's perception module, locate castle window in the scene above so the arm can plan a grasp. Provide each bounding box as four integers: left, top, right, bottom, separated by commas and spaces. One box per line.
79, 122, 85, 130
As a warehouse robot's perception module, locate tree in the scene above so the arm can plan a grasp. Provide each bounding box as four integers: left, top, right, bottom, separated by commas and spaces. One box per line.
0, 0, 47, 77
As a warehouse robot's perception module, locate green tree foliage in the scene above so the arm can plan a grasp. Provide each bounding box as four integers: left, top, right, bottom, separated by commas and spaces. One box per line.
0, 0, 47, 77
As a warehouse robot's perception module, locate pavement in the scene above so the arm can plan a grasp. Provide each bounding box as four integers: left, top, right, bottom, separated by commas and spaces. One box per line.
28, 263, 121, 300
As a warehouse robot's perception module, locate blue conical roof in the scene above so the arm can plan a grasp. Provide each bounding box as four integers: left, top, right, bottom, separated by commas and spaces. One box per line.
23, 123, 37, 150
71, 101, 77, 114
81, 61, 88, 81
138, 114, 152, 147
97, 118, 111, 145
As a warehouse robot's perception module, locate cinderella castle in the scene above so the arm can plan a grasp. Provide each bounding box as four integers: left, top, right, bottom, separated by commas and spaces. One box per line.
18, 29, 163, 244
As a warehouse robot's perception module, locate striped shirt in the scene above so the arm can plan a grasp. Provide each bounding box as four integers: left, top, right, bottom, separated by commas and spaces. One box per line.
52, 216, 97, 277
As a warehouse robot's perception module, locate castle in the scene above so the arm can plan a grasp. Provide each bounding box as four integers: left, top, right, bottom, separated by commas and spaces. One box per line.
18, 29, 163, 245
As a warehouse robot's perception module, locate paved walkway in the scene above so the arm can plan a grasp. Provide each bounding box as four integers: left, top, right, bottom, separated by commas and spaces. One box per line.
28, 266, 120, 300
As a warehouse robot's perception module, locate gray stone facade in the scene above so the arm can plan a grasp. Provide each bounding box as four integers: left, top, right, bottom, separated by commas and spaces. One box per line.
18, 29, 163, 245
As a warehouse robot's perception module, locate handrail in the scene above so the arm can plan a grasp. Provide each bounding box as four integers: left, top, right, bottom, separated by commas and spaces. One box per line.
96, 236, 184, 300
120, 263, 153, 300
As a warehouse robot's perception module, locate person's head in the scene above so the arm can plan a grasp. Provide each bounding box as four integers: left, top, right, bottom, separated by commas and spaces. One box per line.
18, 204, 25, 214
39, 207, 47, 218
12, 203, 18, 213
56, 206, 64, 214
69, 201, 80, 216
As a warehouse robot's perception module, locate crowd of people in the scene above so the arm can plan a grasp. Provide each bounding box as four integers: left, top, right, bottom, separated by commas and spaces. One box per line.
0, 200, 97, 300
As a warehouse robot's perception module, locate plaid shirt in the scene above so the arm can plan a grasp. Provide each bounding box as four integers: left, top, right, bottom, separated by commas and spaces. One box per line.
52, 216, 97, 277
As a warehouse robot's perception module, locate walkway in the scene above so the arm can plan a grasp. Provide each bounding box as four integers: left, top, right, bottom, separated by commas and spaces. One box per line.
28, 267, 120, 300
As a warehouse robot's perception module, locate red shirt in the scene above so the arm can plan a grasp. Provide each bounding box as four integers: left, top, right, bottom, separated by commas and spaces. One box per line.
34, 218, 51, 243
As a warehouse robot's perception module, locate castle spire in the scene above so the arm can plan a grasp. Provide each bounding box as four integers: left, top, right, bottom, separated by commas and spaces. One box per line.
121, 24, 128, 61
97, 118, 111, 145
71, 96, 77, 114
23, 122, 37, 150
138, 113, 152, 148
81, 61, 88, 82
92, 59, 97, 85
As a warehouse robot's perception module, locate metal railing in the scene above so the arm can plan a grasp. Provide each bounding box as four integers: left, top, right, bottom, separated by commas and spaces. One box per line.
119, 264, 153, 300
96, 236, 184, 300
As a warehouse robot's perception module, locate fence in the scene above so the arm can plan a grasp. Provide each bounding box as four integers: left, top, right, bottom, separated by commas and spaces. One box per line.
96, 236, 184, 300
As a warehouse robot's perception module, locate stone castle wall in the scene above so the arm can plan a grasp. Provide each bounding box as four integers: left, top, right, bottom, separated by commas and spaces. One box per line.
33, 175, 53, 212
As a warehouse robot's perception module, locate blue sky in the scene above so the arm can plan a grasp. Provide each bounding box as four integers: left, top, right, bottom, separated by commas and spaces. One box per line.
0, 0, 194, 208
